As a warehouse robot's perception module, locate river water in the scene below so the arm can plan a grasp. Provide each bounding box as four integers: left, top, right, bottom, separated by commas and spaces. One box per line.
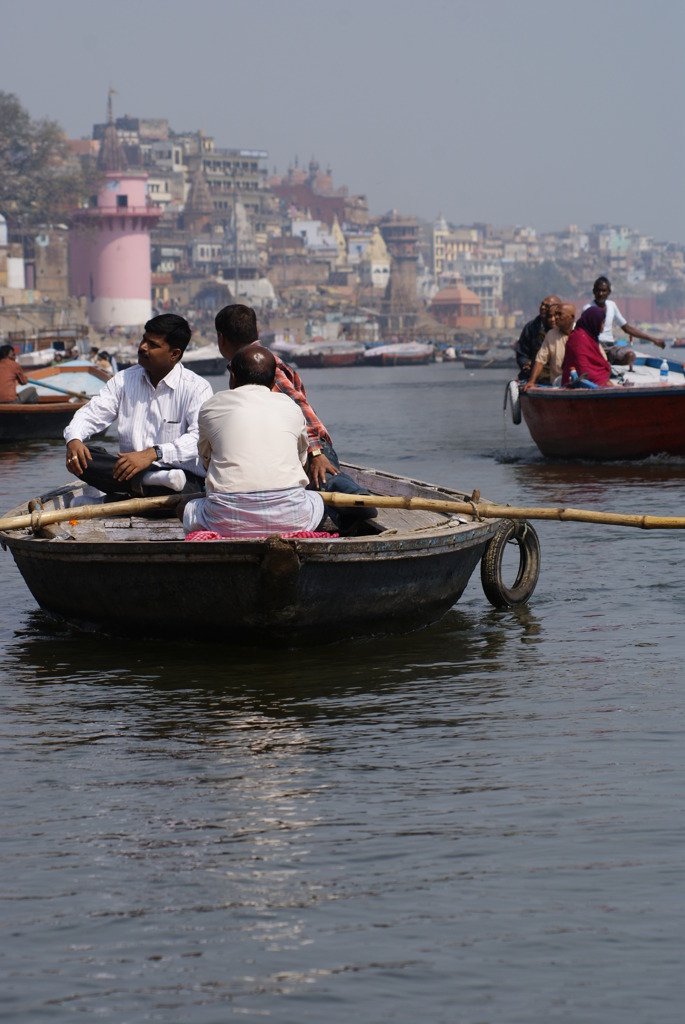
1, 363, 684, 1023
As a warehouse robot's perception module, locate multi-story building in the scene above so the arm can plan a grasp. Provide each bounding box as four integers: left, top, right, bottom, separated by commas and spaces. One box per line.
444, 256, 503, 318
432, 217, 481, 280
269, 159, 368, 229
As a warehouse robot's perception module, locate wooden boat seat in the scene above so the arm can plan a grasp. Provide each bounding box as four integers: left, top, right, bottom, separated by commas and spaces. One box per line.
368, 507, 456, 534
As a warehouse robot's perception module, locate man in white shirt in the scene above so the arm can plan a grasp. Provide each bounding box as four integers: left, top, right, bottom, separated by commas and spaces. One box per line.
585, 276, 665, 368
64, 314, 212, 496
181, 345, 325, 537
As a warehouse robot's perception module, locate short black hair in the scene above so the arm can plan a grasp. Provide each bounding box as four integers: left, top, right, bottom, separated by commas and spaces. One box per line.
593, 276, 611, 292
144, 313, 192, 354
231, 345, 276, 387
0, 344, 15, 360
215, 304, 258, 346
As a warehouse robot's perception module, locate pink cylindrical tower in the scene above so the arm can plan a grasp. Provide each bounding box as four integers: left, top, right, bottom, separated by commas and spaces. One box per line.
70, 173, 160, 328
70, 97, 160, 329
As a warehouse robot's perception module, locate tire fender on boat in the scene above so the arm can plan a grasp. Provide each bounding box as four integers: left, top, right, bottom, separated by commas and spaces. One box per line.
503, 379, 521, 425
480, 518, 540, 608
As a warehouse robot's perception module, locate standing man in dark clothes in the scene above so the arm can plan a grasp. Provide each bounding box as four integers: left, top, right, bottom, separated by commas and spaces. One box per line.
515, 295, 561, 380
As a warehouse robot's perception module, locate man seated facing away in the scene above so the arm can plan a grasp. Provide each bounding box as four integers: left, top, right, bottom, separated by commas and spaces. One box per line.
214, 303, 339, 486
64, 314, 212, 498
214, 303, 375, 526
585, 276, 665, 369
0, 345, 37, 404
524, 302, 576, 389
180, 346, 326, 538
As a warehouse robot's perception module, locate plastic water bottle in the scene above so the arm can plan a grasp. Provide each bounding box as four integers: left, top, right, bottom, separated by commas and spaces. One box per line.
660, 358, 669, 385
569, 367, 579, 386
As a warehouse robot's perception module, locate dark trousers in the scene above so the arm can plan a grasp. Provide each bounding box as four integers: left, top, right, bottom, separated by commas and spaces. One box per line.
79, 446, 204, 497
314, 441, 376, 530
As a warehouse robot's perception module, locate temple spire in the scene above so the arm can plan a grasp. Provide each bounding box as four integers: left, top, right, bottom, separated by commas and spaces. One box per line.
97, 89, 127, 173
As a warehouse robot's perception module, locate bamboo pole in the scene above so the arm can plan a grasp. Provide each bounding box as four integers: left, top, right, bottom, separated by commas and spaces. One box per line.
0, 493, 183, 532
318, 492, 685, 531
1, 489, 685, 534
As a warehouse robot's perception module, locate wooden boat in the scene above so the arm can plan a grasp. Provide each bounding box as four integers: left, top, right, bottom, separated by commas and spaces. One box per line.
462, 347, 516, 370
0, 466, 540, 644
363, 342, 435, 366
291, 342, 365, 368
181, 346, 227, 376
511, 357, 685, 459
11, 325, 89, 367
0, 363, 111, 442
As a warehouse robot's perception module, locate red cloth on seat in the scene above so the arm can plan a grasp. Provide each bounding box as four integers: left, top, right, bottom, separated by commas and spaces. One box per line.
185, 529, 338, 541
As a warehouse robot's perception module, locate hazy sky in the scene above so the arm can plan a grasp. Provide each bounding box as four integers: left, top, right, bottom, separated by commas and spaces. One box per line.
3, 0, 684, 242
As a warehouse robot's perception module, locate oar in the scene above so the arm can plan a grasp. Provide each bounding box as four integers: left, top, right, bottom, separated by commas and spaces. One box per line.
0, 493, 184, 532
318, 492, 685, 531
26, 377, 90, 401
2, 489, 685, 534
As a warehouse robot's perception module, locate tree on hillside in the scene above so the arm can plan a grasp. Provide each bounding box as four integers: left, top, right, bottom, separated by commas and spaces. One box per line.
503, 261, 575, 317
0, 91, 91, 236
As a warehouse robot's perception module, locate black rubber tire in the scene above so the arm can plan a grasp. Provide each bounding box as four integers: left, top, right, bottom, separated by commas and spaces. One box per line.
504, 379, 522, 424
480, 519, 541, 608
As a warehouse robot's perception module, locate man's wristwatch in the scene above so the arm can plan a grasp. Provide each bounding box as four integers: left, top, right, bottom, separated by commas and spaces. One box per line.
310, 448, 323, 458
153, 445, 163, 460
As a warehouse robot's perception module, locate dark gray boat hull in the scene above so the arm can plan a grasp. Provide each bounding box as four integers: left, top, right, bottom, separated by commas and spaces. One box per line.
2, 468, 500, 644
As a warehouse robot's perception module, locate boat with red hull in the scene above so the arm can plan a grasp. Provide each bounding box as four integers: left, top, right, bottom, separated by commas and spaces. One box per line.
291, 344, 365, 368
512, 357, 685, 459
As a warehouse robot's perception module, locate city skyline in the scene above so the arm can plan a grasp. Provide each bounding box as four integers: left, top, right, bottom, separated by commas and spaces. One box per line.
2, 0, 683, 244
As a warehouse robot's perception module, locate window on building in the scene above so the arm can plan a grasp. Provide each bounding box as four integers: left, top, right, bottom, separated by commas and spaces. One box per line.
117, 195, 128, 208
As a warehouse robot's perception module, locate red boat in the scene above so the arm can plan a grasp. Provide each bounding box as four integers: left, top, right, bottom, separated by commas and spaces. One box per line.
506, 356, 685, 459
291, 343, 365, 369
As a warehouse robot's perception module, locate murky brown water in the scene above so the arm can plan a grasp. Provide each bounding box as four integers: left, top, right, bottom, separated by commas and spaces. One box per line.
2, 364, 684, 1022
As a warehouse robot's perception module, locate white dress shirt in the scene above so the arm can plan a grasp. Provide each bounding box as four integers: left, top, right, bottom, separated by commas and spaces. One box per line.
64, 363, 213, 476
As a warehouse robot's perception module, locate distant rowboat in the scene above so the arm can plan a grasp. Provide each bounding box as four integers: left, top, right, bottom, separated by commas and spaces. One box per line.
0, 363, 109, 442
290, 342, 365, 368
461, 347, 517, 370
181, 347, 227, 376
363, 342, 435, 366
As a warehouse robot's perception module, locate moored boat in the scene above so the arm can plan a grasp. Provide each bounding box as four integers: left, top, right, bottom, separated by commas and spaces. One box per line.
510, 356, 685, 459
0, 466, 540, 644
363, 342, 435, 366
462, 347, 517, 370
181, 346, 227, 376
290, 342, 365, 368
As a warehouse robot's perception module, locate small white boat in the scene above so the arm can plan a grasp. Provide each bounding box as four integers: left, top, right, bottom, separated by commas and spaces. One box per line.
181, 346, 227, 376
363, 342, 435, 366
